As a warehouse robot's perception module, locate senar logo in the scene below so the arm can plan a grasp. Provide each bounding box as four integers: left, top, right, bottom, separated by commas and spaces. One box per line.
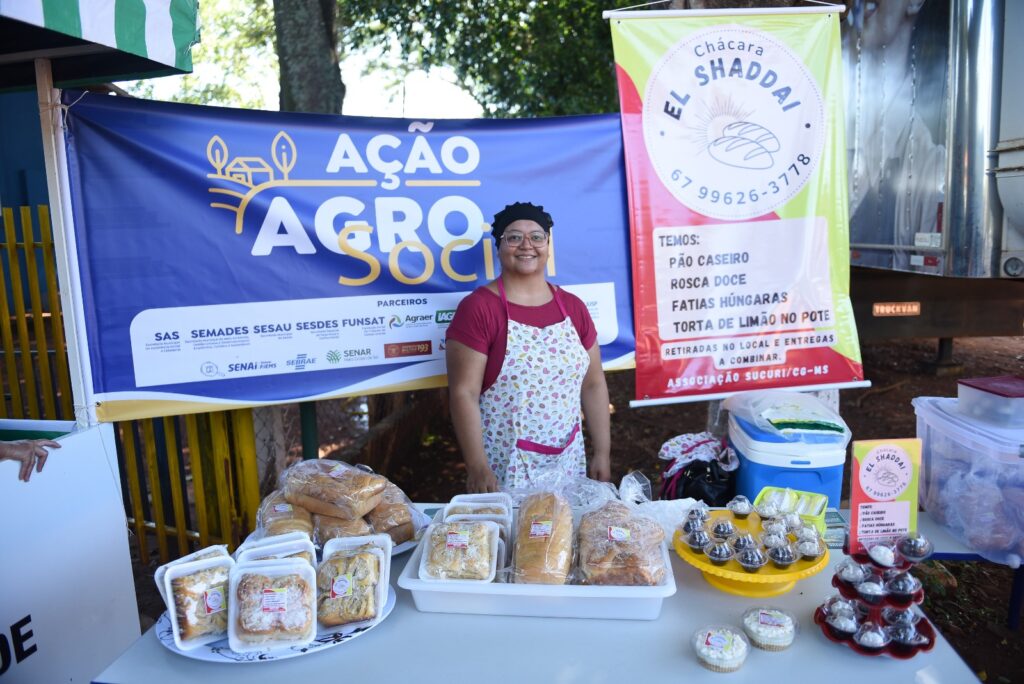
642, 26, 825, 220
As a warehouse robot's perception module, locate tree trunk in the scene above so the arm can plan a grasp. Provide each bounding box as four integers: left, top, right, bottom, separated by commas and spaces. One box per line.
273, 0, 345, 113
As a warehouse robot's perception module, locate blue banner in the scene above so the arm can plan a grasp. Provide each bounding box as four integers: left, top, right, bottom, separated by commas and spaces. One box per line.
61, 92, 634, 421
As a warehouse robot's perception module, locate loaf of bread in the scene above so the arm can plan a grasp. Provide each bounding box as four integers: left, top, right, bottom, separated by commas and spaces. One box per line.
577, 501, 666, 586
513, 492, 573, 585
234, 572, 314, 643
282, 460, 387, 520
171, 564, 230, 641
313, 513, 373, 546
424, 522, 493, 580
366, 484, 414, 544
317, 549, 380, 626
258, 490, 313, 537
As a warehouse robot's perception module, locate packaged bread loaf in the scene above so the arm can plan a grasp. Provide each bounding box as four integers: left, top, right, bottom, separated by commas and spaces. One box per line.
258, 490, 313, 537
154, 544, 229, 604
237, 536, 317, 567
365, 483, 415, 544
228, 560, 316, 652
166, 556, 233, 649
577, 501, 666, 586
317, 547, 382, 626
513, 492, 573, 585
314, 513, 373, 546
421, 521, 497, 581
282, 459, 387, 520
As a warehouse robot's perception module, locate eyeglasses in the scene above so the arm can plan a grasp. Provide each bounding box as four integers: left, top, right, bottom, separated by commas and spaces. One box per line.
502, 232, 548, 247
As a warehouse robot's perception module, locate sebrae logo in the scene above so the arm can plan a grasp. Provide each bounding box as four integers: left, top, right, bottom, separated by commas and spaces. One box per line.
642, 26, 825, 220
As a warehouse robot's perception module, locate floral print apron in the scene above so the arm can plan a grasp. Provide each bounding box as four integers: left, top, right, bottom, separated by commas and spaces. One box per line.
480, 279, 590, 489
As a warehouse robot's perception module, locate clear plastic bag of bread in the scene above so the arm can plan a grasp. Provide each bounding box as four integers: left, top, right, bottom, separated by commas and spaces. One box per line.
577, 500, 666, 586
512, 490, 574, 585
257, 489, 313, 538
281, 459, 388, 520
313, 513, 373, 546
366, 482, 416, 544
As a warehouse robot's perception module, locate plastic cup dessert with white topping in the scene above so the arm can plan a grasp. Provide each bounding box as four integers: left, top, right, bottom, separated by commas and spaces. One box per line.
687, 502, 711, 523
682, 518, 705, 535
896, 533, 934, 563
882, 607, 921, 626
835, 558, 870, 587
825, 608, 859, 640
853, 622, 891, 651
729, 532, 758, 552
796, 538, 825, 561
705, 541, 736, 567
726, 495, 753, 519
768, 543, 797, 570
711, 519, 737, 540
737, 547, 768, 573
884, 572, 923, 607
856, 576, 888, 605
686, 529, 713, 553
693, 626, 749, 672
866, 542, 898, 568
759, 532, 788, 550
742, 607, 797, 651
761, 518, 787, 536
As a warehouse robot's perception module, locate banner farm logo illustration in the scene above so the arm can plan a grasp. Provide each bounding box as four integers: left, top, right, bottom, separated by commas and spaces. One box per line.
643, 26, 825, 220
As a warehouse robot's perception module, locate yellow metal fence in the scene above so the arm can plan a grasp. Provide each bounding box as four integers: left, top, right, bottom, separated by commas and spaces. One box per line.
1, 204, 260, 563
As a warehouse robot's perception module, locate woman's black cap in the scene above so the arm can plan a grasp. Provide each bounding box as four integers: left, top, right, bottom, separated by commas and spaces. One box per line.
491, 202, 554, 240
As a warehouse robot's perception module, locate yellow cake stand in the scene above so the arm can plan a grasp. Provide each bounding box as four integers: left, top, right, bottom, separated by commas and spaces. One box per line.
673, 513, 830, 597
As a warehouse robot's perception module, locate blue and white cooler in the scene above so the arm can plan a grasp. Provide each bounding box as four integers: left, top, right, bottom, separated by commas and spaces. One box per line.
724, 390, 852, 509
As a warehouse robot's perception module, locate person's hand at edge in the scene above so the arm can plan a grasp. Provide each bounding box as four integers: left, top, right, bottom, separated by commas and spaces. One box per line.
465, 460, 499, 493
0, 439, 61, 482
589, 451, 612, 483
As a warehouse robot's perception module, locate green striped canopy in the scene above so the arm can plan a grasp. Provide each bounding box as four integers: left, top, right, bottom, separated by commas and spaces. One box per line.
0, 0, 198, 87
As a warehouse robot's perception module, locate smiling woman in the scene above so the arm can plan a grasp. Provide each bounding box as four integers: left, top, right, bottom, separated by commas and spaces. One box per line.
444, 202, 611, 493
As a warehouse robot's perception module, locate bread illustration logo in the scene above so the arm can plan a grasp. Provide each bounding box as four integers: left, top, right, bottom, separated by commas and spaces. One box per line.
708, 121, 780, 170
641, 25, 826, 220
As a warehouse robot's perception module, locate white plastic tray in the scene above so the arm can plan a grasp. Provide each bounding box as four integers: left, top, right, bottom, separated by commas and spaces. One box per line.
397, 536, 676, 620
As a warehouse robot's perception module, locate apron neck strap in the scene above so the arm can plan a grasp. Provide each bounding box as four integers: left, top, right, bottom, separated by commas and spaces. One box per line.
496, 278, 568, 319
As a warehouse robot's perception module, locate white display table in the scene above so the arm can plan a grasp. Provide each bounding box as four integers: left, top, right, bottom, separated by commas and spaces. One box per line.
95, 522, 978, 684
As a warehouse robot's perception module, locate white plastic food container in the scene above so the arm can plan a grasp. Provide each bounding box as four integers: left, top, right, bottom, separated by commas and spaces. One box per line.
234, 531, 312, 560
398, 538, 676, 620
228, 559, 317, 653
957, 376, 1024, 428
418, 520, 500, 583
162, 555, 234, 651
154, 544, 229, 603
236, 536, 316, 567
450, 492, 514, 511
319, 534, 393, 628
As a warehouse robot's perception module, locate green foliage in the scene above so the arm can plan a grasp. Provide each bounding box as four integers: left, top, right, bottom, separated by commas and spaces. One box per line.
123, 0, 277, 108
339, 0, 619, 117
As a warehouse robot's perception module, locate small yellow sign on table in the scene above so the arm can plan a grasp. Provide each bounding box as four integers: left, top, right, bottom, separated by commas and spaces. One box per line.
849, 439, 921, 554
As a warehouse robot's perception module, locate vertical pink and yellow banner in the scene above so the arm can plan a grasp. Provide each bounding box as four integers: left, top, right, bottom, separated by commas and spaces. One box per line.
608, 8, 864, 405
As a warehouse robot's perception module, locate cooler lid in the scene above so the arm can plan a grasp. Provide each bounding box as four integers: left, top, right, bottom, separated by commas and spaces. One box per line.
913, 397, 1024, 458
732, 415, 849, 445
958, 375, 1024, 398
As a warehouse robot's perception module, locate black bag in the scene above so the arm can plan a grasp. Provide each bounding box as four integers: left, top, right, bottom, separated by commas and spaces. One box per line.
660, 459, 735, 506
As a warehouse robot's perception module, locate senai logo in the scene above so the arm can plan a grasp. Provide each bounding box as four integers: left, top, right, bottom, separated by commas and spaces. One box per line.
642, 26, 825, 220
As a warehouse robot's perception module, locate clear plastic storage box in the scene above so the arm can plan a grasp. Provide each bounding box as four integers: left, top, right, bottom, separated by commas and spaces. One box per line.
914, 396, 1024, 568
957, 376, 1024, 428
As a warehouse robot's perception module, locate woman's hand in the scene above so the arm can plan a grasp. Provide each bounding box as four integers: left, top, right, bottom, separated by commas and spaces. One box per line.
588, 451, 611, 483
465, 460, 500, 493
0, 439, 61, 482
